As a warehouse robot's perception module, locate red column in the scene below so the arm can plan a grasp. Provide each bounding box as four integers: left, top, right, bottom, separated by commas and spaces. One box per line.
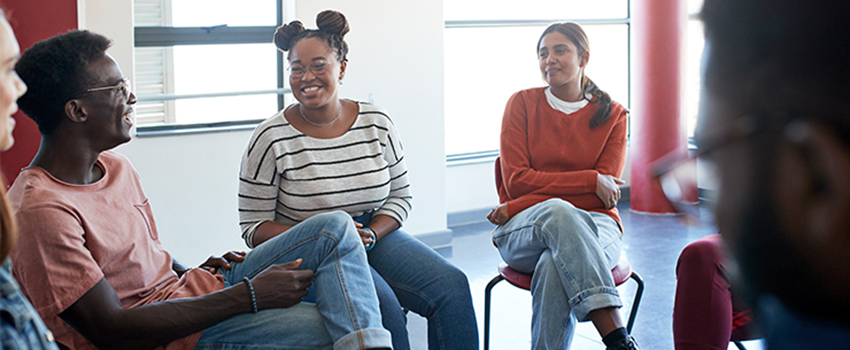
629, 0, 695, 214
0, 0, 78, 186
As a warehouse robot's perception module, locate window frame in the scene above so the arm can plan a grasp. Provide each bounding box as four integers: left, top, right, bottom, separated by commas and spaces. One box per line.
444, 7, 632, 164
132, 0, 288, 136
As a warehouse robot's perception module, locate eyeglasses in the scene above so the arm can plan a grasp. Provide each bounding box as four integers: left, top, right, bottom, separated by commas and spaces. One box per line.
84, 78, 132, 100
288, 60, 329, 79
652, 113, 794, 224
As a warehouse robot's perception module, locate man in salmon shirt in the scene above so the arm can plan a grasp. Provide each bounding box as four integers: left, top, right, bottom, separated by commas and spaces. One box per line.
9, 30, 392, 350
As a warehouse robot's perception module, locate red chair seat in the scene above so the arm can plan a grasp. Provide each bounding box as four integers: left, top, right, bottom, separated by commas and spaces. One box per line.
485, 253, 645, 350
497, 253, 635, 291
485, 156, 645, 350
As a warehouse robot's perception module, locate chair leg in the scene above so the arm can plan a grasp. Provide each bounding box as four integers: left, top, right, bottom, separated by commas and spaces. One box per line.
626, 271, 645, 334
733, 341, 747, 350
483, 275, 504, 350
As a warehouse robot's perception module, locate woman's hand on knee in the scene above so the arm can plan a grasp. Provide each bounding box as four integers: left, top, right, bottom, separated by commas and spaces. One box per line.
596, 173, 625, 209
353, 221, 375, 249
251, 259, 314, 310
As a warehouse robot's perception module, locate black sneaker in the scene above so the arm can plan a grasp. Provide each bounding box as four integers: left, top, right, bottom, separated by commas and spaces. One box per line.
605, 335, 640, 350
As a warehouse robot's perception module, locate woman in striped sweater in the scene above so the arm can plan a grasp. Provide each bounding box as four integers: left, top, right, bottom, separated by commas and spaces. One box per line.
487, 22, 639, 350
238, 10, 478, 350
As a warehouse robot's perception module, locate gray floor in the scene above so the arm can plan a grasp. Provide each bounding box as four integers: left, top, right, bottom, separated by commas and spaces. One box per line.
403, 201, 766, 350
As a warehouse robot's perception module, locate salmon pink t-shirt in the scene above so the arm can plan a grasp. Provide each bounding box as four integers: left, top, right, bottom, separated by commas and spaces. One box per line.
8, 151, 225, 350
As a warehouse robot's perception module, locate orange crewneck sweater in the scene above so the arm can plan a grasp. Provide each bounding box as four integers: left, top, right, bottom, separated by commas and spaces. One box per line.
499, 87, 628, 229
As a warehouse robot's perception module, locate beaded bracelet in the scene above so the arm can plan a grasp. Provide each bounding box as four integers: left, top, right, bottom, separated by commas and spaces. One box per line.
243, 276, 258, 313
363, 227, 377, 252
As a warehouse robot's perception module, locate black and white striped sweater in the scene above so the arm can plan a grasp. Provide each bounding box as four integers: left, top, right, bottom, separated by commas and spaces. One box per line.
238, 102, 413, 247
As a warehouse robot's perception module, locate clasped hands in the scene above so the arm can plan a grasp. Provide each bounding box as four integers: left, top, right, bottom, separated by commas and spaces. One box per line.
596, 173, 625, 209
487, 172, 624, 226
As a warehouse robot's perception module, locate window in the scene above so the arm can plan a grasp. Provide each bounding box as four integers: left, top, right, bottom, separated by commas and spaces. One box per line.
444, 0, 631, 157
686, 0, 705, 138
133, 0, 290, 131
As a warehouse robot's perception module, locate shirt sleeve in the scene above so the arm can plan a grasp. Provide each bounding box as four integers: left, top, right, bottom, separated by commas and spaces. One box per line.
12, 204, 105, 325
374, 117, 413, 225
238, 122, 284, 248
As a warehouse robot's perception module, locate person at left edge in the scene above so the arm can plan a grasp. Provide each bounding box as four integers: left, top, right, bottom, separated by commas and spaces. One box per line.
0, 8, 60, 350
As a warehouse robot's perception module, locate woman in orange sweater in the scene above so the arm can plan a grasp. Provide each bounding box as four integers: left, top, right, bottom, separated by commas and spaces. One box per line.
487, 22, 637, 350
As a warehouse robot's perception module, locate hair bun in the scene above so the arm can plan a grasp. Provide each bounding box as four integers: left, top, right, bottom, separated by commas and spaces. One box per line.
274, 20, 305, 51
316, 10, 349, 38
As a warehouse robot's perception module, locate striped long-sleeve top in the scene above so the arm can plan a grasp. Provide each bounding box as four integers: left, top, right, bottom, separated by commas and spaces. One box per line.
238, 102, 413, 248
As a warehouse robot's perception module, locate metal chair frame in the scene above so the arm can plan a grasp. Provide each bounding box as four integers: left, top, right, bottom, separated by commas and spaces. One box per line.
483, 266, 645, 350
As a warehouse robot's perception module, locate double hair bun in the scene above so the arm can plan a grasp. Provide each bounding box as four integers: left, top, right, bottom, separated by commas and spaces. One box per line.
274, 10, 349, 52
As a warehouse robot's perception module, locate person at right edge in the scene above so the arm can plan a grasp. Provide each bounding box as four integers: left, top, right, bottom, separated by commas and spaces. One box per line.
688, 0, 850, 348
487, 22, 638, 350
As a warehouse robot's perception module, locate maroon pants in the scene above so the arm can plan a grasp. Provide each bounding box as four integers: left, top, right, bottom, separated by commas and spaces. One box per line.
673, 234, 754, 350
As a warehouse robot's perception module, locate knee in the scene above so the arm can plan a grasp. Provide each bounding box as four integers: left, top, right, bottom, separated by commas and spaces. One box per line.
441, 264, 472, 295
677, 235, 725, 275
534, 199, 593, 236
311, 210, 359, 244
534, 250, 558, 275
536, 199, 582, 224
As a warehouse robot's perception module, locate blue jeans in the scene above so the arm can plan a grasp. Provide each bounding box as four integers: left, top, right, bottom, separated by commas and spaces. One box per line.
195, 211, 391, 350
356, 212, 479, 350
492, 199, 623, 350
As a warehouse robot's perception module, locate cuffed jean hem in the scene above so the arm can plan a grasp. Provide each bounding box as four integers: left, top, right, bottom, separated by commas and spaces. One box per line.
333, 328, 392, 350
570, 287, 623, 321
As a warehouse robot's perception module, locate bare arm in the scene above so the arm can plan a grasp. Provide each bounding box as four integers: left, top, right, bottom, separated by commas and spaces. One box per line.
59, 260, 312, 350
172, 258, 189, 277
251, 221, 293, 247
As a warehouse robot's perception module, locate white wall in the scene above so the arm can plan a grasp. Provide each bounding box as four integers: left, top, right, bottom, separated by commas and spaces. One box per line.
81, 0, 447, 264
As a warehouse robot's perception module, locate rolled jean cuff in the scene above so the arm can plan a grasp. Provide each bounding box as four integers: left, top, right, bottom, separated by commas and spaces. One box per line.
570, 286, 623, 322
333, 328, 392, 350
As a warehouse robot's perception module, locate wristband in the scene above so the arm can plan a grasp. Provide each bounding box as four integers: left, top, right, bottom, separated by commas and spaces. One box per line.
243, 276, 258, 313
363, 227, 377, 252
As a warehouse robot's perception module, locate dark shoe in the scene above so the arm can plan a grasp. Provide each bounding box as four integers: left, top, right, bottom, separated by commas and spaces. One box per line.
605, 335, 640, 350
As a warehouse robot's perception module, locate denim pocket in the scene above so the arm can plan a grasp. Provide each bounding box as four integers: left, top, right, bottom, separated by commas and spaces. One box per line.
134, 199, 159, 240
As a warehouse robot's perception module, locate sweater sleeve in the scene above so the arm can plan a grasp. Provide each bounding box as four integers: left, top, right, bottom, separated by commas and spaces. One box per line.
374, 117, 413, 225
238, 120, 284, 248
592, 104, 628, 179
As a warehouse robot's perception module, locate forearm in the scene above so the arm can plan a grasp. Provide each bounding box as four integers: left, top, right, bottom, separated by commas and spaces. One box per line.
114, 287, 249, 349
61, 279, 252, 350
502, 166, 599, 198
172, 258, 190, 277
367, 214, 400, 241
252, 221, 293, 247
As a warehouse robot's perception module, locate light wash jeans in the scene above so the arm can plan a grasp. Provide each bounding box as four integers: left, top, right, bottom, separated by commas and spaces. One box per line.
356, 211, 480, 350
194, 211, 391, 350
492, 199, 623, 350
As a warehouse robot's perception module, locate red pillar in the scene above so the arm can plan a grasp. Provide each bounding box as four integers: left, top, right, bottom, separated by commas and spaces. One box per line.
0, 0, 78, 186
629, 0, 694, 214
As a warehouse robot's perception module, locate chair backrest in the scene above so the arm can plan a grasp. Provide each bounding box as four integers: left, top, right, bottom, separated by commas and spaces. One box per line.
494, 156, 503, 190
611, 253, 633, 285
